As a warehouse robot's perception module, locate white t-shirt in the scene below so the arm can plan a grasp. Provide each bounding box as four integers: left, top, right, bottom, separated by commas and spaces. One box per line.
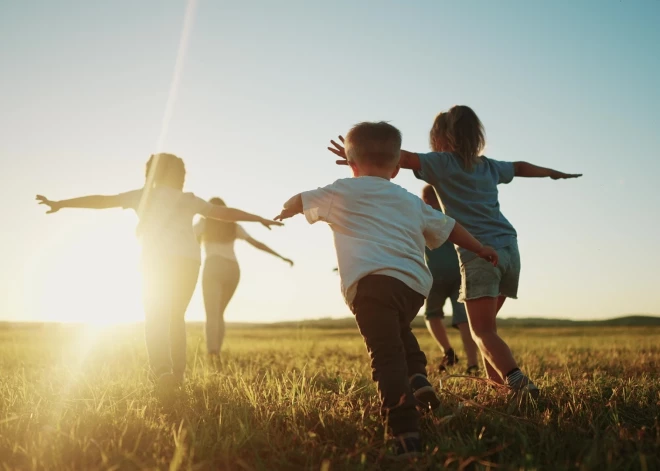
301, 176, 456, 305
118, 186, 213, 263
194, 220, 250, 262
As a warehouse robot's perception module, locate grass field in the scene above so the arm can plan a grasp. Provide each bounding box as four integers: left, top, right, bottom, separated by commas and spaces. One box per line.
1, 323, 659, 470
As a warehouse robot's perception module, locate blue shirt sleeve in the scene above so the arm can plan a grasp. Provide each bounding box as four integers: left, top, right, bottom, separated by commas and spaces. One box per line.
413, 152, 450, 184
486, 157, 515, 184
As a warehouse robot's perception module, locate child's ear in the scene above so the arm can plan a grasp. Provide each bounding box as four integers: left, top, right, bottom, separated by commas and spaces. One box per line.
391, 165, 400, 179
349, 161, 360, 177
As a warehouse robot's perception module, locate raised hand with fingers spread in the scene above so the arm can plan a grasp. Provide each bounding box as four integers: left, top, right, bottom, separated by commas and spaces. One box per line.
328, 136, 348, 166
36, 195, 61, 214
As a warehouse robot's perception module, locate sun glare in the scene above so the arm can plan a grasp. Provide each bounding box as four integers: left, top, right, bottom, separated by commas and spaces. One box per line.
26, 216, 144, 325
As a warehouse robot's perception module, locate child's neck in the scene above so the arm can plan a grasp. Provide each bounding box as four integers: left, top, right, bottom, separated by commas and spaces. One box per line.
353, 167, 393, 180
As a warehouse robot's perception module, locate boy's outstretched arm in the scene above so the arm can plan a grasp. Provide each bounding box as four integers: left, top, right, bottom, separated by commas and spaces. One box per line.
36, 194, 123, 213
513, 162, 582, 179
202, 205, 283, 230
448, 222, 499, 266
274, 194, 303, 221
327, 136, 421, 171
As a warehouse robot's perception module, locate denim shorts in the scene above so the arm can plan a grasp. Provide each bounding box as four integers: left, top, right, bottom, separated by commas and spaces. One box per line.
424, 279, 468, 327
458, 241, 520, 302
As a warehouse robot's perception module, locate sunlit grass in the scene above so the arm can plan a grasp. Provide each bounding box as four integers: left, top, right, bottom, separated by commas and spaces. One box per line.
0, 324, 658, 470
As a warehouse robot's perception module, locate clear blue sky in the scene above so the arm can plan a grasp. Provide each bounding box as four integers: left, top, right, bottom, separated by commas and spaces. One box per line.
1, 0, 659, 323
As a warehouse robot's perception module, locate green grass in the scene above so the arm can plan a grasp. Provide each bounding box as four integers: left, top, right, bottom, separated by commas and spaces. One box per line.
1, 324, 659, 470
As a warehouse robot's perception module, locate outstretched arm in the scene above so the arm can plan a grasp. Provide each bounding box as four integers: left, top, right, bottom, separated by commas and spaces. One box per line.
201, 205, 283, 230
513, 162, 582, 179
245, 237, 294, 266
447, 222, 499, 266
274, 193, 303, 221
328, 136, 421, 171
36, 194, 124, 214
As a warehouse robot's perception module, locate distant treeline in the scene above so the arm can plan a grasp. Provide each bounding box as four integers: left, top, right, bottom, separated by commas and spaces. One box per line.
2, 315, 659, 331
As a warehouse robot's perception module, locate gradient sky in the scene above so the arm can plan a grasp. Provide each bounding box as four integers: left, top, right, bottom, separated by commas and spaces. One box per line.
1, 0, 659, 324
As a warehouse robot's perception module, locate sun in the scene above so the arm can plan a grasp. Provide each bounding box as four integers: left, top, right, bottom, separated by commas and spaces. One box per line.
26, 213, 145, 325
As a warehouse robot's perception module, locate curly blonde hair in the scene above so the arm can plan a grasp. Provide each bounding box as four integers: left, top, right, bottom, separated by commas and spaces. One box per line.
429, 106, 485, 171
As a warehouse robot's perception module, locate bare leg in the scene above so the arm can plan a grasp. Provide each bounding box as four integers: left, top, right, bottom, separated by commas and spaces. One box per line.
466, 297, 518, 383
456, 322, 479, 367
425, 318, 452, 352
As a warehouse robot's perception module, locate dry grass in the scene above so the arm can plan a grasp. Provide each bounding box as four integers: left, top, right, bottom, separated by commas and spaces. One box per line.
1, 324, 658, 470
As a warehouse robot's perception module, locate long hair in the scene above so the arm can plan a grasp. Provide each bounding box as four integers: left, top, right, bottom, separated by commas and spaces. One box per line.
144, 153, 186, 189
201, 197, 237, 243
136, 153, 186, 238
429, 105, 486, 172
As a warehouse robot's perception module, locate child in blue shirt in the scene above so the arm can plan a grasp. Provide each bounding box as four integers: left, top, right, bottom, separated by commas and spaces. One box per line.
329, 106, 581, 399
421, 185, 479, 375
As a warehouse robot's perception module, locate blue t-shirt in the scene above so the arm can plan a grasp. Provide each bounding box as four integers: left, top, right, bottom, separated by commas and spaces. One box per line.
425, 242, 461, 284
414, 152, 517, 263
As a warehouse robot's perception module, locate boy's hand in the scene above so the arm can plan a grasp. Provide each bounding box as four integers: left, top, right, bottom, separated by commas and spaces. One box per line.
274, 207, 299, 222
550, 171, 582, 180
260, 218, 284, 230
477, 246, 499, 266
36, 195, 61, 214
328, 136, 348, 166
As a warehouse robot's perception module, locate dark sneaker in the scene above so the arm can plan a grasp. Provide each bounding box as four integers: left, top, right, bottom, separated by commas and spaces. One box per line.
439, 348, 459, 372
465, 365, 480, 376
410, 374, 441, 410
508, 376, 540, 401
394, 434, 424, 458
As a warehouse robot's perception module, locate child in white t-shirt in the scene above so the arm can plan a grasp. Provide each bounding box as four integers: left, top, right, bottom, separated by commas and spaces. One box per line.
36, 153, 281, 391
275, 122, 497, 457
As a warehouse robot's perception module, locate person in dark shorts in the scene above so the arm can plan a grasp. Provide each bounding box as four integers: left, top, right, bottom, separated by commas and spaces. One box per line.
422, 185, 479, 375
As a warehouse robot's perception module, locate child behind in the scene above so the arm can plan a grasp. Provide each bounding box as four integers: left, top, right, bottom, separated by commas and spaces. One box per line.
421, 185, 480, 375
276, 122, 497, 457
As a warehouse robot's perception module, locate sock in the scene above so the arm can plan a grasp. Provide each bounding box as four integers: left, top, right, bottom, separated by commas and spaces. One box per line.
505, 368, 524, 387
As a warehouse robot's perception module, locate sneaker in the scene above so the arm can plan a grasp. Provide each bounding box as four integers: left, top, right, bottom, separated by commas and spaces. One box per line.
439, 348, 459, 372
410, 374, 441, 410
465, 365, 480, 376
394, 434, 424, 459
507, 375, 540, 401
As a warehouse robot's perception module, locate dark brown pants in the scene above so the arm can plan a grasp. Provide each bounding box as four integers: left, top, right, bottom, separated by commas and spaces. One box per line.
350, 275, 427, 436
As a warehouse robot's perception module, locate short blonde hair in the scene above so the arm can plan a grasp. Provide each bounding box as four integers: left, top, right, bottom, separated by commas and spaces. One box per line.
430, 106, 485, 171
345, 121, 402, 168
